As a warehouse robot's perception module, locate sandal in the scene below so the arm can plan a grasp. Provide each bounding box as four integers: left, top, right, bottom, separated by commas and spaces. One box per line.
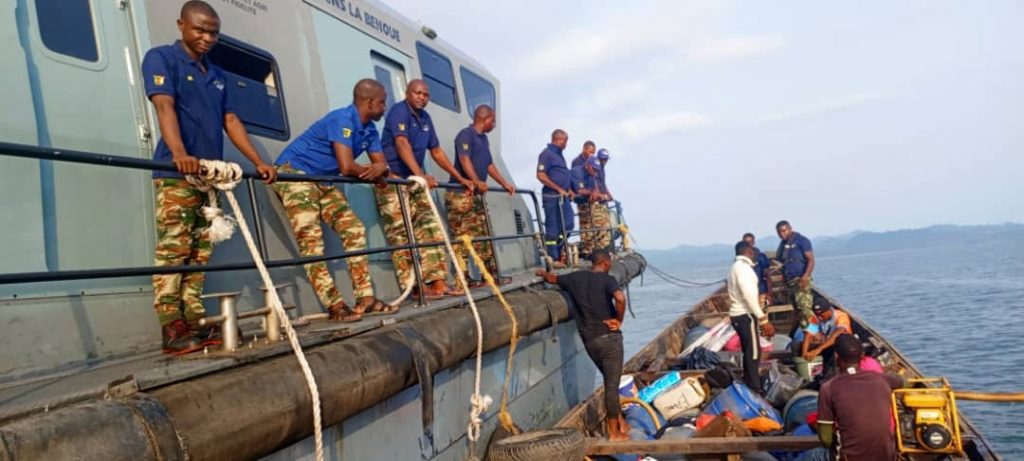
444, 283, 466, 297
327, 301, 362, 323
356, 297, 399, 316
412, 287, 444, 302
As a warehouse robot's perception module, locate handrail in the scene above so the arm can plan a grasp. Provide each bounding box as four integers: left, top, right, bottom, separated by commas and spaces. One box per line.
0, 141, 551, 291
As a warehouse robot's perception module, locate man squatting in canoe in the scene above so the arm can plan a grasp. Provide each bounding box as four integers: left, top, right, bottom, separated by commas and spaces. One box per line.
144, 0, 278, 355
536, 250, 630, 441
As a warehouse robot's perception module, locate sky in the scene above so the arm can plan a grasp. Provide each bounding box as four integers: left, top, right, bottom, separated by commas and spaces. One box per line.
387, 0, 1024, 248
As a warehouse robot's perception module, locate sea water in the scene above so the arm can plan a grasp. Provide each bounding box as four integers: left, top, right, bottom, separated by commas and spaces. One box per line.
623, 237, 1024, 456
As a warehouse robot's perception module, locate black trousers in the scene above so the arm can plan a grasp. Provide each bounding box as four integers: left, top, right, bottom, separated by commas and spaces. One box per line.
584, 332, 625, 418
730, 314, 762, 393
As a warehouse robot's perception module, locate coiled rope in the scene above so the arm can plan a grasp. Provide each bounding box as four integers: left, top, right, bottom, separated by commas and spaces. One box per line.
459, 234, 520, 434
188, 160, 325, 461
405, 177, 491, 448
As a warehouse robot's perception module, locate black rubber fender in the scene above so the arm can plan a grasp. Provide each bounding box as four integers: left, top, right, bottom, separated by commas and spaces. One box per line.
486, 428, 585, 461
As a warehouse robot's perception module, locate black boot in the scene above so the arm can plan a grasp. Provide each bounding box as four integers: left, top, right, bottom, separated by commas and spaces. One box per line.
162, 319, 203, 355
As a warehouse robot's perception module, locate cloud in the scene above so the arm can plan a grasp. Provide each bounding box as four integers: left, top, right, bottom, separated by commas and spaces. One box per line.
688, 36, 785, 63
756, 92, 886, 123
615, 111, 715, 139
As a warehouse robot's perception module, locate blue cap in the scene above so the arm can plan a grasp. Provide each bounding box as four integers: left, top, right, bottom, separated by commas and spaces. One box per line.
597, 148, 610, 160
586, 156, 601, 169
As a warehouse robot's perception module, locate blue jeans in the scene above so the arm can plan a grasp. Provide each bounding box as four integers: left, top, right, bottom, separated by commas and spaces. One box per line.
543, 197, 574, 260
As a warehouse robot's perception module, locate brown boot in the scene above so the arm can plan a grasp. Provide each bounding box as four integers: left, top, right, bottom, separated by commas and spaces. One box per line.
162, 319, 203, 355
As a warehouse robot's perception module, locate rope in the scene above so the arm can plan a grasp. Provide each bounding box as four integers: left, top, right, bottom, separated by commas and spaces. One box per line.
189, 160, 325, 461
405, 177, 491, 447
954, 391, 1024, 402
459, 234, 520, 434
533, 233, 555, 271
646, 263, 725, 289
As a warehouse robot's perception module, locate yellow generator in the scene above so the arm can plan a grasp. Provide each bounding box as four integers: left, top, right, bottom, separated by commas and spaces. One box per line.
891, 377, 963, 455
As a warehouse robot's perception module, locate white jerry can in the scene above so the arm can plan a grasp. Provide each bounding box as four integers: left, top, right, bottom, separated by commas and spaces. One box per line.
652, 376, 707, 420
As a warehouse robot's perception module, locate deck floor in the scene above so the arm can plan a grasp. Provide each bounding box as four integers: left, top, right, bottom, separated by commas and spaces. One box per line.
0, 271, 544, 422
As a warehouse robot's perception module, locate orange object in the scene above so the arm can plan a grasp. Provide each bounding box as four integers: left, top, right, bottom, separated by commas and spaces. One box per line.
743, 416, 783, 433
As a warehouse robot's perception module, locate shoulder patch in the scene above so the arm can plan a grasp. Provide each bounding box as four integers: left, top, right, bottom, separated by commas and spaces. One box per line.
153, 75, 166, 86
398, 123, 406, 131
462, 143, 470, 151
537, 164, 545, 171
342, 127, 352, 138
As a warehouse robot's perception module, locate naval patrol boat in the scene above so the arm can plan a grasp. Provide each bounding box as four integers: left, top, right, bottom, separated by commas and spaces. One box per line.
0, 0, 646, 459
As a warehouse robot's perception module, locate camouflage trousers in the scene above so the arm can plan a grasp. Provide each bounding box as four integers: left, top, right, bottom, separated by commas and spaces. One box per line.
591, 201, 612, 252
787, 277, 815, 324
576, 202, 594, 255
152, 179, 213, 327
444, 189, 498, 277
373, 182, 448, 286
272, 164, 373, 308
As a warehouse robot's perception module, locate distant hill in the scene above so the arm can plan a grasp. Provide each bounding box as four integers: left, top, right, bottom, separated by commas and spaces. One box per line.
641, 223, 1024, 269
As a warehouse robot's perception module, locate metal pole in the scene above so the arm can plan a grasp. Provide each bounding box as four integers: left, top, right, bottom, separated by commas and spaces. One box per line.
396, 184, 427, 306
479, 193, 503, 281
221, 294, 240, 351
263, 285, 281, 342
246, 178, 269, 261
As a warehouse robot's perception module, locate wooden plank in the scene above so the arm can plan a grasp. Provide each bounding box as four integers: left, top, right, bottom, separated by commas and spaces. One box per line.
584, 436, 821, 455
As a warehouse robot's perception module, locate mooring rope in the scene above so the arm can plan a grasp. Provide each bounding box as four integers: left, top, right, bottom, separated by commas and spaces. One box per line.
459, 234, 520, 434
189, 160, 325, 461
405, 177, 491, 448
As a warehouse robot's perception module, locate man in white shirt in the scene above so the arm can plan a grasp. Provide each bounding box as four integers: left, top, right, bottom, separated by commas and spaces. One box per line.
728, 241, 776, 393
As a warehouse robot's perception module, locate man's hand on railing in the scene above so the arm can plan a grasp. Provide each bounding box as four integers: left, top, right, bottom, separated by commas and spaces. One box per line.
502, 182, 516, 197
255, 163, 278, 184
359, 163, 389, 182
172, 153, 201, 175
455, 177, 474, 193
475, 180, 489, 194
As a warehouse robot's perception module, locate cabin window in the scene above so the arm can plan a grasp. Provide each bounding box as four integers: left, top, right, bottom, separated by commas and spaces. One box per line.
35, 0, 99, 62
371, 52, 406, 105
415, 42, 459, 112
207, 36, 289, 140
460, 67, 496, 117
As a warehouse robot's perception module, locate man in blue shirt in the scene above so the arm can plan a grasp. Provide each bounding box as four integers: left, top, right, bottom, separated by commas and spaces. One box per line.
743, 232, 773, 307
591, 148, 614, 252
143, 1, 277, 355
774, 220, 816, 328
570, 157, 601, 258
272, 78, 392, 323
536, 129, 574, 268
376, 80, 473, 299
444, 105, 516, 286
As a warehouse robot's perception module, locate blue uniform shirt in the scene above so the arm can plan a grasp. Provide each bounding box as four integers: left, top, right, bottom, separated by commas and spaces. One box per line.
776, 232, 813, 281
537, 143, 570, 195
381, 102, 440, 178
570, 153, 588, 168
753, 247, 771, 294
276, 104, 382, 175
569, 164, 597, 204
449, 125, 492, 183
142, 41, 232, 179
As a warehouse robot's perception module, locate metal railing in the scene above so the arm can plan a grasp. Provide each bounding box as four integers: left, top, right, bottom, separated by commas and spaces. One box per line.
0, 142, 549, 308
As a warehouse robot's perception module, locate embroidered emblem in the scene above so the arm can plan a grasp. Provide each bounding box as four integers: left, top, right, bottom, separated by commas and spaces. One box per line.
153, 75, 166, 86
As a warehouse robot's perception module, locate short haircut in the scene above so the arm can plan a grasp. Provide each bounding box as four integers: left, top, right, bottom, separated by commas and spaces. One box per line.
734, 241, 752, 255
742, 232, 755, 240
775, 220, 790, 230
473, 104, 494, 120
551, 129, 567, 141
591, 249, 611, 265
181, 0, 218, 19
835, 334, 863, 362
353, 78, 385, 102
583, 140, 596, 149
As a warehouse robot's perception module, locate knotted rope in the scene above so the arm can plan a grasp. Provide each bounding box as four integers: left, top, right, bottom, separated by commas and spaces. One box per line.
405, 177, 491, 448
458, 234, 520, 434
188, 160, 325, 461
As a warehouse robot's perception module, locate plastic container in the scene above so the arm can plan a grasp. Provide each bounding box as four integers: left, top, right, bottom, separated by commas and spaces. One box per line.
783, 390, 819, 430
683, 326, 710, 349
619, 375, 639, 399
765, 373, 805, 408
624, 403, 663, 438
702, 382, 783, 425
793, 356, 823, 380
652, 376, 706, 419
638, 371, 682, 403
